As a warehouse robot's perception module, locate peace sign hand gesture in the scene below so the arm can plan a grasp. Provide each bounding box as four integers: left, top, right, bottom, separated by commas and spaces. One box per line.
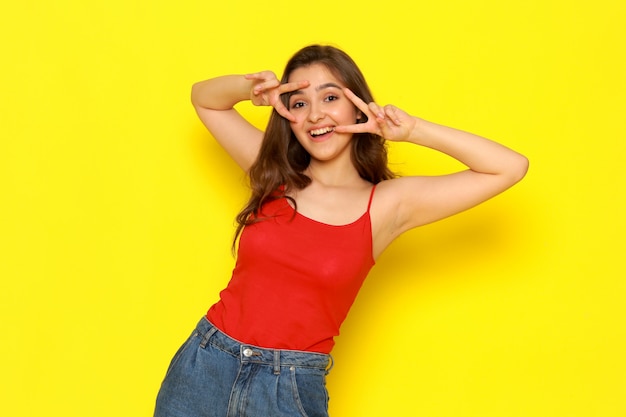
245, 71, 309, 122
334, 88, 416, 142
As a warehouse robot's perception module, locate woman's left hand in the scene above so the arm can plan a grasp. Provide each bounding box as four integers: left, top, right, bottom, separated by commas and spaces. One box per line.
334, 88, 416, 142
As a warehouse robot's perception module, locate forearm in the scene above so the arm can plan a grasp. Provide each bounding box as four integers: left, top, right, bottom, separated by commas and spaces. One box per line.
407, 118, 528, 180
191, 74, 252, 110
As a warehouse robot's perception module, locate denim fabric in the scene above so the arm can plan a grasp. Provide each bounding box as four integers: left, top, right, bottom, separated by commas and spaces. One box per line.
154, 317, 332, 417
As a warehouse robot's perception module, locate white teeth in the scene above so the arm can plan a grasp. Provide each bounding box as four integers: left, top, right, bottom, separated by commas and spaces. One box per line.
310, 127, 334, 136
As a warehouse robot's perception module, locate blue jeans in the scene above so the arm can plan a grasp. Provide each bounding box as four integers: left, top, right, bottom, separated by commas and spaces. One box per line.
154, 317, 333, 417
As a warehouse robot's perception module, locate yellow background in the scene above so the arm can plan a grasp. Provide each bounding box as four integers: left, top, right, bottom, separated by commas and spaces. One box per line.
1, 0, 625, 416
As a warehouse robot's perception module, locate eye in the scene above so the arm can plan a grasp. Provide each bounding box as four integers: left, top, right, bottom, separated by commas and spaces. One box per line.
324, 94, 339, 102
290, 100, 306, 109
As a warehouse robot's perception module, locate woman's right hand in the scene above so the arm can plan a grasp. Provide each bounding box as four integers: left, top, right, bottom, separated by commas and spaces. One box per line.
244, 71, 309, 122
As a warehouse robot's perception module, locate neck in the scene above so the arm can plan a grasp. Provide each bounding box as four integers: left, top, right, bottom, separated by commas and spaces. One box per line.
305, 158, 363, 188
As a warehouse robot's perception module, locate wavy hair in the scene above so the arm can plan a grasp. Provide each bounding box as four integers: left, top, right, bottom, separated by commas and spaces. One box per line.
233, 44, 395, 248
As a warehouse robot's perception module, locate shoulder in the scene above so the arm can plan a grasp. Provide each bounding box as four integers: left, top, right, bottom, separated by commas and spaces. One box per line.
370, 175, 457, 257
371, 176, 430, 213
369, 177, 424, 257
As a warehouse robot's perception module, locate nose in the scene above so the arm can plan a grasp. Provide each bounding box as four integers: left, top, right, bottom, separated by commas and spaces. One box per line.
307, 102, 324, 123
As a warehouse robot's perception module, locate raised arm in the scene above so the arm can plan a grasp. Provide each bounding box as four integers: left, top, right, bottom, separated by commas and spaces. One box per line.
336, 89, 529, 257
384, 117, 529, 229
191, 72, 309, 171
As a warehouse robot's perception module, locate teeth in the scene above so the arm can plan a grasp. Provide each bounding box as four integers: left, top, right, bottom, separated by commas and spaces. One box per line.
310, 127, 334, 136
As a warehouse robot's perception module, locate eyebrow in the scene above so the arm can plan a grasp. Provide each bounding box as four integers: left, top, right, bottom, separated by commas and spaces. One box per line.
288, 82, 343, 97
315, 82, 343, 91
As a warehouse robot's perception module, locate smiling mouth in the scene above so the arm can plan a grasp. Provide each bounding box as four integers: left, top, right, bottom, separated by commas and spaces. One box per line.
309, 127, 335, 137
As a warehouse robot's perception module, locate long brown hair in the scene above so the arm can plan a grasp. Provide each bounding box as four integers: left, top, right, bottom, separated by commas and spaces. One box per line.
233, 44, 395, 248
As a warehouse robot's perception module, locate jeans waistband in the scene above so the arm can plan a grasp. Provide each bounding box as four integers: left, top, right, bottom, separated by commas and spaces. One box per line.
195, 316, 333, 373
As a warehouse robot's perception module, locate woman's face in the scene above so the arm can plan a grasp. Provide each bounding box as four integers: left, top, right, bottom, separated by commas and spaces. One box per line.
287, 63, 360, 163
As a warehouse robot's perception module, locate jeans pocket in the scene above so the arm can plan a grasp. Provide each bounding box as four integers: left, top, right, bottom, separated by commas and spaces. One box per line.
289, 366, 329, 417
162, 330, 199, 380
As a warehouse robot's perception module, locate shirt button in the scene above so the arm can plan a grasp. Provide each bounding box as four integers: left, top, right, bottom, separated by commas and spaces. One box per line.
243, 348, 254, 357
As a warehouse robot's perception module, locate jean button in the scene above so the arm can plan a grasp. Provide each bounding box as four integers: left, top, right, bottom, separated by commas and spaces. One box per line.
243, 348, 254, 357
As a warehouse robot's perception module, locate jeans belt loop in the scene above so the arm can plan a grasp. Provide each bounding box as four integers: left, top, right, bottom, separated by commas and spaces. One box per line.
273, 350, 281, 375
199, 327, 217, 349
326, 354, 334, 374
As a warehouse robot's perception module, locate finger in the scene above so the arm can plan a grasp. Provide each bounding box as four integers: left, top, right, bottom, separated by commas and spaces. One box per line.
252, 79, 280, 95
342, 88, 373, 116
279, 80, 310, 94
244, 72, 261, 80
272, 101, 296, 122
244, 72, 271, 87
368, 102, 386, 120
334, 123, 373, 134
244, 70, 274, 80
384, 104, 402, 124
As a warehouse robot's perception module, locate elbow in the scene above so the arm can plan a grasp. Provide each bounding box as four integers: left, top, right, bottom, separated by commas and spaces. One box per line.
510, 153, 530, 184
190, 82, 201, 107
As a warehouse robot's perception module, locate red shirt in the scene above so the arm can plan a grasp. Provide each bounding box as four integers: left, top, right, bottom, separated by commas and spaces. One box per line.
207, 186, 376, 353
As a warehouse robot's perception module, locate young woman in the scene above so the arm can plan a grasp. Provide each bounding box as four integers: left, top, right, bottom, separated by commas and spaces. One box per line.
154, 44, 528, 417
